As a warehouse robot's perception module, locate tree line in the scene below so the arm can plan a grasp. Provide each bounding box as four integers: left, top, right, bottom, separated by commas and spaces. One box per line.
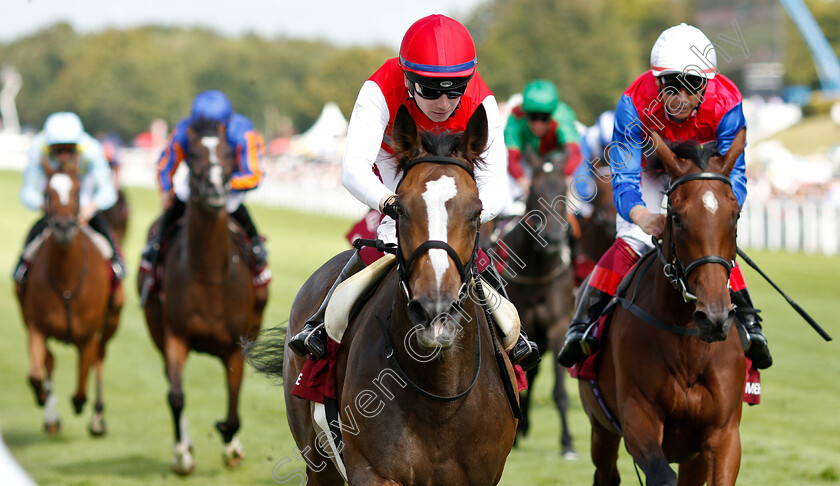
1, 0, 837, 141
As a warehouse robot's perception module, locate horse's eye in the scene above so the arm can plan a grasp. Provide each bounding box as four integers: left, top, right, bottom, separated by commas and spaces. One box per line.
671, 213, 682, 227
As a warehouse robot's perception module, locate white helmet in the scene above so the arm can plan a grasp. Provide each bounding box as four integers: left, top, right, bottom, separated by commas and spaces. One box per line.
43, 112, 85, 146
650, 23, 716, 80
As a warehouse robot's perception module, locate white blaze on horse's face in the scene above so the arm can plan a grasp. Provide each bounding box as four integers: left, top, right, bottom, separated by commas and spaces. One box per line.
49, 173, 73, 206
702, 190, 719, 214
422, 176, 458, 290
201, 136, 224, 189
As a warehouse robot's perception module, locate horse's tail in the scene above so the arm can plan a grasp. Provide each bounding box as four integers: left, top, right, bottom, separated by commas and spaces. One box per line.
241, 324, 287, 384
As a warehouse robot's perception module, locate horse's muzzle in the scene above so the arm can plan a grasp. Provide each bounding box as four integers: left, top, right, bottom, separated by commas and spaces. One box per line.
49, 218, 79, 246
693, 307, 735, 343
407, 297, 463, 350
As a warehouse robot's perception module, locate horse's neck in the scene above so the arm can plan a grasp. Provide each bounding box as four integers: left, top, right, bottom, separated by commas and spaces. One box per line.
507, 228, 565, 274
184, 202, 231, 277
43, 234, 85, 286
389, 290, 481, 396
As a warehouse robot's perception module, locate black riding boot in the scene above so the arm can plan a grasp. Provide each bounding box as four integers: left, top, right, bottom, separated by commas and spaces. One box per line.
13, 217, 48, 284
557, 285, 612, 367
481, 265, 541, 371
88, 213, 126, 279
142, 199, 185, 266
731, 288, 772, 369
231, 204, 267, 268
288, 252, 367, 359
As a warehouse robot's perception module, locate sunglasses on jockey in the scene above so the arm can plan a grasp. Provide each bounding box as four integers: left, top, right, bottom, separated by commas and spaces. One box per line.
49, 144, 78, 155
405, 71, 472, 100
659, 73, 707, 95
526, 112, 552, 122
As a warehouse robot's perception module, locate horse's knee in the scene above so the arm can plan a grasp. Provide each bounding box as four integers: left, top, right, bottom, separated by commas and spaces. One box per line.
215, 418, 240, 443
72, 395, 86, 415
644, 457, 677, 486
168, 391, 184, 414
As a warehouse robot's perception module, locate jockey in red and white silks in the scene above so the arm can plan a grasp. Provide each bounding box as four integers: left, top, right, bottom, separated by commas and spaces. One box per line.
341, 57, 510, 248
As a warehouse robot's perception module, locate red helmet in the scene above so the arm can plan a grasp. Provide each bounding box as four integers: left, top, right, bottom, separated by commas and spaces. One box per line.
399, 15, 477, 79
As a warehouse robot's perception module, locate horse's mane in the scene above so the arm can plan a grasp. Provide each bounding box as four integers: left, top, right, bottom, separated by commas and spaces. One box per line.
645, 140, 719, 174
395, 129, 486, 175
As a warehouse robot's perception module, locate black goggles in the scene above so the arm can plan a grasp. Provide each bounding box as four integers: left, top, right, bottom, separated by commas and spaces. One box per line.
49, 145, 78, 155
526, 112, 552, 122
406, 72, 471, 100
660, 73, 707, 95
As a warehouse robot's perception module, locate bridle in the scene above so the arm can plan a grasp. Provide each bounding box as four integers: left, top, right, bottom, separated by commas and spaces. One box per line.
654, 172, 735, 302
394, 155, 479, 303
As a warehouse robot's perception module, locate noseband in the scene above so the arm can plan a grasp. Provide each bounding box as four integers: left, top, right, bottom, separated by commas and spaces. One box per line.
656, 172, 735, 302
395, 156, 478, 302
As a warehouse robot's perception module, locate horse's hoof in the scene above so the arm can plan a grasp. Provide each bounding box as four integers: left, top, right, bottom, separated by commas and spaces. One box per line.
561, 446, 579, 460
89, 413, 106, 437
171, 442, 195, 476
223, 437, 245, 469
44, 420, 61, 436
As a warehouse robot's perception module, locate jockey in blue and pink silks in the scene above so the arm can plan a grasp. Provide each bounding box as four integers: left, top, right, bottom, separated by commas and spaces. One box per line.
14, 112, 126, 284
142, 90, 268, 269
287, 14, 540, 370
557, 23, 772, 370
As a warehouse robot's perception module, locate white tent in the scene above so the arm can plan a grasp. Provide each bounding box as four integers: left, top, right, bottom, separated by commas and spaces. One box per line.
292, 102, 348, 162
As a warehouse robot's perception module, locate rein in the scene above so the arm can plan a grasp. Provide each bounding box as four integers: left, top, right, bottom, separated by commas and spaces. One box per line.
45, 234, 89, 344
376, 305, 482, 402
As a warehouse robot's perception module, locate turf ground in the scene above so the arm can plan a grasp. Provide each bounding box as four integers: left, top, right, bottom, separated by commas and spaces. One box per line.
0, 170, 837, 485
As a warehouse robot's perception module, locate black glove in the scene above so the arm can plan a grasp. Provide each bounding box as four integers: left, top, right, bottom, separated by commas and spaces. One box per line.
381, 194, 401, 220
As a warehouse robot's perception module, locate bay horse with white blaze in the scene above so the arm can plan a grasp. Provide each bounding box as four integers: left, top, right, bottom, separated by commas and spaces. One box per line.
16, 169, 123, 436
580, 130, 747, 485
253, 105, 518, 485
139, 118, 269, 475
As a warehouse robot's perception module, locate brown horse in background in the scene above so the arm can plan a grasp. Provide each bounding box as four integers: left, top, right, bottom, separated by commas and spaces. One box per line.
139, 119, 268, 475
16, 169, 123, 436
101, 188, 128, 246
580, 130, 747, 485
252, 105, 518, 485
493, 148, 577, 457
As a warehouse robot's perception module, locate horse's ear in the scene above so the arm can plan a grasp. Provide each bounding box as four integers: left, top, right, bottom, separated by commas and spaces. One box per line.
391, 105, 421, 158
460, 103, 488, 161
650, 130, 691, 178
717, 128, 745, 177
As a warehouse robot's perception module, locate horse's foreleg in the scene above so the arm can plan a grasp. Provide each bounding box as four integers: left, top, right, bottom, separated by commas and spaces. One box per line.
26, 325, 48, 406
677, 456, 706, 486
91, 295, 119, 437
165, 335, 193, 475
620, 401, 676, 486
702, 419, 742, 486
72, 337, 98, 415
89, 345, 107, 436
550, 323, 576, 459
217, 349, 244, 469
589, 416, 621, 486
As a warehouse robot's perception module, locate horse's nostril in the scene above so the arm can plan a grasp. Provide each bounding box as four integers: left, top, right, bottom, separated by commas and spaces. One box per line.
407, 300, 429, 327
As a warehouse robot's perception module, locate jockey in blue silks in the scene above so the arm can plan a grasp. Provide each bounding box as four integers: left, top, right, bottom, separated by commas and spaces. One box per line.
142, 90, 268, 268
